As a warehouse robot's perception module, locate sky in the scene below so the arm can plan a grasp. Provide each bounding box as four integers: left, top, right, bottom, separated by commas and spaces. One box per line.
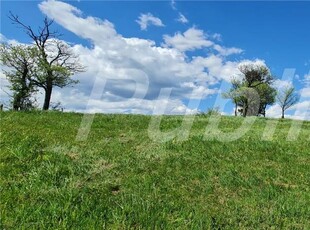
0, 0, 310, 119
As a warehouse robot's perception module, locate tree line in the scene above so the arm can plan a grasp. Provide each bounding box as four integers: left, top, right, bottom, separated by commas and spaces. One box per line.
0, 14, 84, 111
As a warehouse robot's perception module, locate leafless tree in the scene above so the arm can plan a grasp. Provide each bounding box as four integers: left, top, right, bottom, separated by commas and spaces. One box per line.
277, 86, 299, 119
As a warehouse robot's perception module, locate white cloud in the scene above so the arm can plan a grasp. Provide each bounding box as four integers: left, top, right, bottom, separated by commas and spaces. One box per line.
289, 100, 310, 120
0, 70, 9, 88
300, 87, 310, 98
177, 13, 188, 24
266, 104, 282, 118
213, 44, 243, 56
171, 0, 177, 10
0, 69, 11, 105
163, 28, 243, 57
212, 33, 222, 41
136, 13, 165, 31
273, 79, 293, 90
39, 1, 117, 43
291, 100, 310, 111
163, 27, 213, 52
192, 55, 242, 82
0, 34, 7, 42
303, 73, 310, 86
51, 87, 199, 114
0, 33, 22, 46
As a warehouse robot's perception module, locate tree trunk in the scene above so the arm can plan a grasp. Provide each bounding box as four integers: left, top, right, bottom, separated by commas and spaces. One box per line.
281, 109, 285, 119
13, 101, 19, 111
43, 74, 53, 110
234, 103, 237, 116
263, 105, 266, 117
243, 104, 248, 117
43, 86, 52, 110
13, 94, 22, 111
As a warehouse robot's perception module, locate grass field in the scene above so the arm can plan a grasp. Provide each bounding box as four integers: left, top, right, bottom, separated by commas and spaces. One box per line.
1, 111, 309, 229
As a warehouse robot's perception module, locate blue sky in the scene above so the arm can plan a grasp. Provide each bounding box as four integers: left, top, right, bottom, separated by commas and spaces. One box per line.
1, 0, 310, 119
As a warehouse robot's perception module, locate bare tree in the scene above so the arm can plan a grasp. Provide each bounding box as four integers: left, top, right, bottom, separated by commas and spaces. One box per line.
9, 13, 84, 110
277, 86, 299, 119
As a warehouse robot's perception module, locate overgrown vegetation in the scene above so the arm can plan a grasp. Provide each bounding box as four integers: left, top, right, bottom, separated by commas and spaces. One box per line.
1, 111, 309, 229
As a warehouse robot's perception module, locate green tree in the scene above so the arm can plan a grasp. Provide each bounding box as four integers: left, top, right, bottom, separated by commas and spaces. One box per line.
9, 14, 84, 110
257, 83, 277, 117
223, 63, 276, 117
0, 44, 38, 110
223, 79, 242, 116
223, 80, 262, 117
277, 86, 299, 119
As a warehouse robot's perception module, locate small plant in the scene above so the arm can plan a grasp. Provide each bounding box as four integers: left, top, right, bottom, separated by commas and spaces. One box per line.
50, 101, 64, 112
203, 106, 221, 116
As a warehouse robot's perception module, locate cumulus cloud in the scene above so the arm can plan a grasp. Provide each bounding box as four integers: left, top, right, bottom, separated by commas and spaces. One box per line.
287, 100, 310, 121
300, 87, 310, 98
50, 87, 199, 114
136, 13, 165, 31
163, 28, 244, 57
213, 44, 243, 56
265, 104, 282, 118
163, 27, 213, 52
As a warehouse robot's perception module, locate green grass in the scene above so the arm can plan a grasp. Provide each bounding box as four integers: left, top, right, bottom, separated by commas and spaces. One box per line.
1, 111, 310, 229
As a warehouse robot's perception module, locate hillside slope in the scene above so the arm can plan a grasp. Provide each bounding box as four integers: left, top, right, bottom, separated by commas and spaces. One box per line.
1, 111, 309, 229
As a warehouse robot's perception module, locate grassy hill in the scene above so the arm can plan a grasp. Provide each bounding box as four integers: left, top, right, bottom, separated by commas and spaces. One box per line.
1, 111, 309, 229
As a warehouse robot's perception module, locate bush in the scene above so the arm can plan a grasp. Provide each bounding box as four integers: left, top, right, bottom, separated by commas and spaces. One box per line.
202, 107, 221, 116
